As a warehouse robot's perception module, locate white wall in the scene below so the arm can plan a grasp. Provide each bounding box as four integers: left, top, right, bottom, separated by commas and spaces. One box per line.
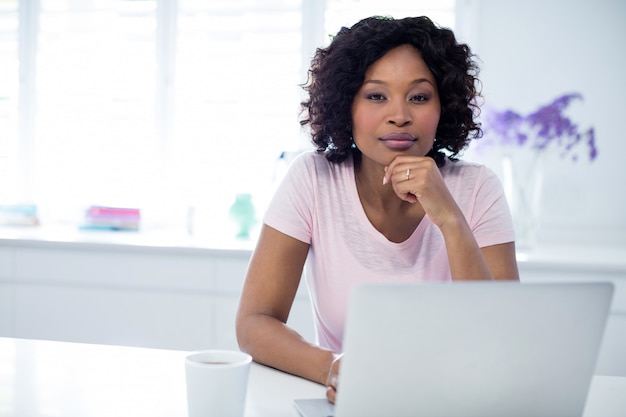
457, 0, 626, 246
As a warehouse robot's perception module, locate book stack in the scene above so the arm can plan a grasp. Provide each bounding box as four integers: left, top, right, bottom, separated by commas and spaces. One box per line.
80, 206, 141, 231
0, 204, 40, 226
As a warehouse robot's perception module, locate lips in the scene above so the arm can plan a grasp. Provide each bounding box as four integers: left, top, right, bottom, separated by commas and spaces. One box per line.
380, 132, 416, 150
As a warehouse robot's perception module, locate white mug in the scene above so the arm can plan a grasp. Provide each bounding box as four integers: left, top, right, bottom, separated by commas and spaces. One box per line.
185, 350, 252, 417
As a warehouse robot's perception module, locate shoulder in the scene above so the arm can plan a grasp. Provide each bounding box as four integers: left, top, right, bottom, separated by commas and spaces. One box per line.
290, 150, 350, 177
440, 159, 505, 201
440, 159, 498, 183
291, 150, 325, 168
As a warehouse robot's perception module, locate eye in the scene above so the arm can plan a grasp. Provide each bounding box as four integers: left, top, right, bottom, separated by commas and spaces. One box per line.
409, 94, 429, 103
366, 93, 387, 101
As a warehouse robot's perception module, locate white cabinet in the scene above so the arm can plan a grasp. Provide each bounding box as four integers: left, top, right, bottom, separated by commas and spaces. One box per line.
0, 248, 14, 335
14, 283, 215, 349
518, 247, 626, 377
0, 239, 315, 351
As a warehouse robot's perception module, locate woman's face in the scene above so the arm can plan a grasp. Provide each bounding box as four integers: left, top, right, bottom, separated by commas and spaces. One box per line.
351, 44, 441, 167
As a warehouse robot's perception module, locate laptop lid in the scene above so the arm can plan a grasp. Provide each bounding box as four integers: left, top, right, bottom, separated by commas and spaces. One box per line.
298, 281, 613, 417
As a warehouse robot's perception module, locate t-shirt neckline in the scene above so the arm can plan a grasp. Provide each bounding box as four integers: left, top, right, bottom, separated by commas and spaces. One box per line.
344, 154, 430, 248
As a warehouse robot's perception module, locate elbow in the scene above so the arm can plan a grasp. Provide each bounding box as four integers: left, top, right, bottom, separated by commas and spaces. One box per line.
235, 309, 267, 358
235, 310, 253, 355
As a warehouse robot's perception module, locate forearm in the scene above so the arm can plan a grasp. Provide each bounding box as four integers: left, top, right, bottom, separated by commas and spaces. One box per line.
440, 216, 493, 281
237, 313, 337, 385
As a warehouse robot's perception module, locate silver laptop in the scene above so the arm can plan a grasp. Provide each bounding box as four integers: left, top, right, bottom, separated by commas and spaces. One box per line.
295, 281, 613, 417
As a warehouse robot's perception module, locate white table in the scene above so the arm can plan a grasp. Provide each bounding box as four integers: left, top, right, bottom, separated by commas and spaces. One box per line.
0, 337, 624, 417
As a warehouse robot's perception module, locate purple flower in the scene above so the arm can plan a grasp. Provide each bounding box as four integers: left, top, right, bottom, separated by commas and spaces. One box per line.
480, 93, 598, 162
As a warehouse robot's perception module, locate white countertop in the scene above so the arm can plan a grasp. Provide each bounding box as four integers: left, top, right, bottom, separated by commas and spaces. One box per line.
2, 225, 626, 273
0, 225, 256, 256
516, 244, 626, 272
1, 337, 625, 417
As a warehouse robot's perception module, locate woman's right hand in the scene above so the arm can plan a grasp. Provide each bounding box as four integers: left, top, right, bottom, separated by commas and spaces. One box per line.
325, 353, 343, 404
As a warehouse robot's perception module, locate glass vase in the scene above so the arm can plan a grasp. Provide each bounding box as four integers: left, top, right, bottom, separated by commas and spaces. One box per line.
502, 151, 543, 250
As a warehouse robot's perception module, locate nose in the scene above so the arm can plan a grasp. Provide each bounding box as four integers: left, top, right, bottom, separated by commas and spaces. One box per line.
387, 100, 412, 127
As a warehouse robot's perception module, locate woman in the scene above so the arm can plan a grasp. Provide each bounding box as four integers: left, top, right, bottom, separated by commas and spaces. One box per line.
236, 15, 519, 403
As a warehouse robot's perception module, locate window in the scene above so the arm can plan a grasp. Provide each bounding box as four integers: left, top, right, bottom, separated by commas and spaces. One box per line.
1, 0, 455, 236
169, 0, 305, 231
0, 0, 19, 202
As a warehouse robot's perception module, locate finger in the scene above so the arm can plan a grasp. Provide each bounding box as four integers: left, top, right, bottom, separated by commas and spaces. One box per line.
402, 191, 419, 204
400, 167, 412, 183
388, 166, 419, 202
326, 385, 337, 404
383, 162, 404, 185
385, 155, 424, 173
383, 163, 409, 186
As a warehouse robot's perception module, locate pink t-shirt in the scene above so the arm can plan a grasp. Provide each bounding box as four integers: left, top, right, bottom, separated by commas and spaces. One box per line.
264, 151, 515, 352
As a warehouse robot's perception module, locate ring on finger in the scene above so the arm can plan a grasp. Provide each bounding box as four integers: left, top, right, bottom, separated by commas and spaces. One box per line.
405, 168, 411, 180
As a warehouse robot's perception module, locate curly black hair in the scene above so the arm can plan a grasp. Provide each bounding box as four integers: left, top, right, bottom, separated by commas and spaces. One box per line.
300, 16, 482, 167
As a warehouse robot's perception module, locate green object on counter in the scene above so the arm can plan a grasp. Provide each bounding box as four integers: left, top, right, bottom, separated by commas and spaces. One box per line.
229, 193, 257, 239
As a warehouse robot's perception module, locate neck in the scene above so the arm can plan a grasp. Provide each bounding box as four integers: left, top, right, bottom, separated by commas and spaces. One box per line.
354, 160, 425, 243
354, 162, 407, 211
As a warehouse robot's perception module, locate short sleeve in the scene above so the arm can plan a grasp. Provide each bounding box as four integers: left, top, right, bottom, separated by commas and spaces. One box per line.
470, 166, 516, 247
263, 152, 316, 244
